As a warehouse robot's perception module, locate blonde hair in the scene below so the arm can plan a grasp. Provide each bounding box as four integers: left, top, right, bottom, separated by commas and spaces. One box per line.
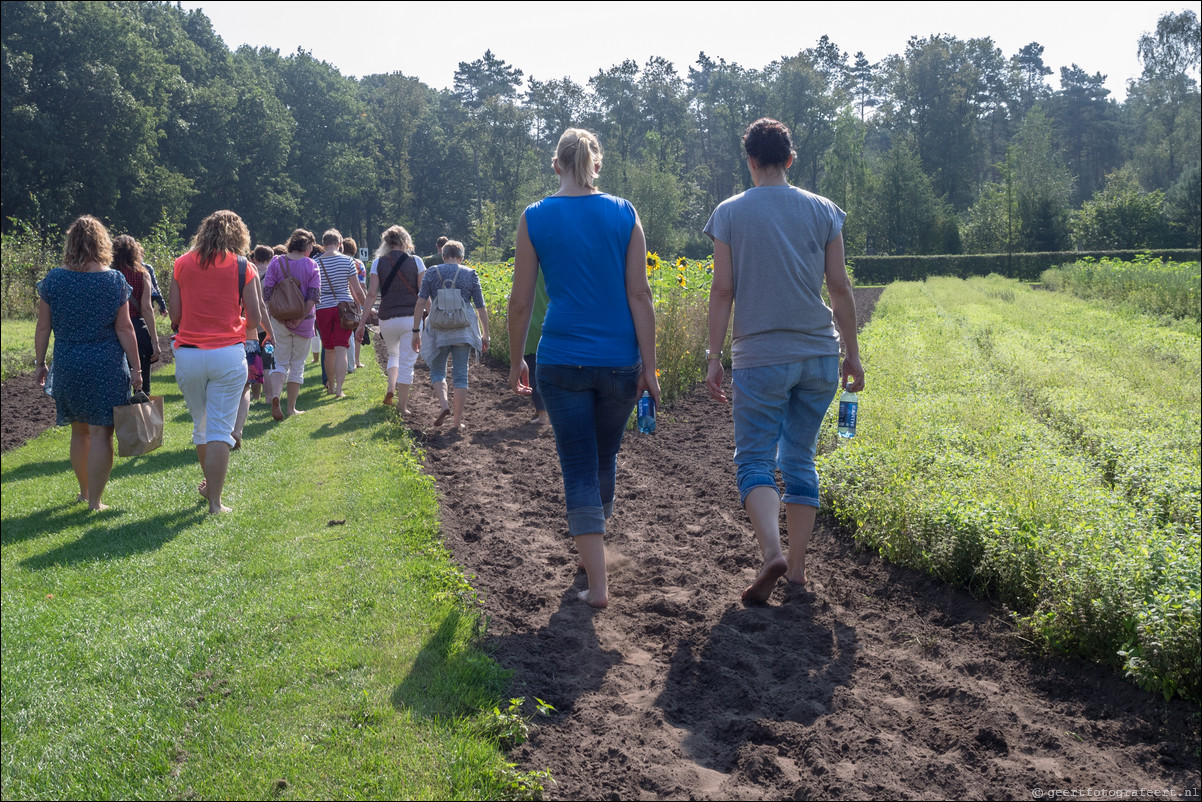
375, 225, 414, 259
441, 240, 465, 260
191, 210, 250, 268
554, 128, 603, 189
62, 216, 113, 270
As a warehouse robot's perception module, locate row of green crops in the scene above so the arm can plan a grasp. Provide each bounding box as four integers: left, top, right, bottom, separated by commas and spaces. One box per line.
1041, 255, 1201, 323
818, 276, 1200, 701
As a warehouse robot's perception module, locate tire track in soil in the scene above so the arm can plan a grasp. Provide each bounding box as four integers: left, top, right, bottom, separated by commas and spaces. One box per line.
388, 288, 1198, 801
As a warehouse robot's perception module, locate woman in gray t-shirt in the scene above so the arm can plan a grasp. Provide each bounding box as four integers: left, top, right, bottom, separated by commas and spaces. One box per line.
704, 117, 866, 605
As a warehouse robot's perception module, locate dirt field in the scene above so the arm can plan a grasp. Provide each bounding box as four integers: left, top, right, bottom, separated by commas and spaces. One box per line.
5, 290, 1199, 799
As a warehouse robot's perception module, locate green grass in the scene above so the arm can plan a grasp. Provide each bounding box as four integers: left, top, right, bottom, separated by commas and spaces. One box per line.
819, 277, 1201, 701
1, 359, 549, 799
1, 317, 40, 382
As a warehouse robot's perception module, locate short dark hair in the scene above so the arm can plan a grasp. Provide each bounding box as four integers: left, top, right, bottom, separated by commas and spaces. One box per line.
286, 229, 315, 254
341, 237, 357, 256
743, 118, 794, 169
252, 244, 274, 263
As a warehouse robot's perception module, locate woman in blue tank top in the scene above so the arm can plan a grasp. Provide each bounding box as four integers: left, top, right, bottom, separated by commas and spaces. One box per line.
507, 128, 660, 609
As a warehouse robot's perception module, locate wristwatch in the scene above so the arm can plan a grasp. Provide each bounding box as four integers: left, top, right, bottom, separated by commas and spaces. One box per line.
705, 349, 722, 361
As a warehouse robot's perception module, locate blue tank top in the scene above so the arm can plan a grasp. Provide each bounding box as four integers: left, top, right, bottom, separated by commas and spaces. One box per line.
524, 193, 639, 366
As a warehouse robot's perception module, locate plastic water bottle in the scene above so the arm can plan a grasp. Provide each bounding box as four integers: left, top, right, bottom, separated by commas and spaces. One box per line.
837, 385, 858, 438
263, 342, 274, 356
637, 391, 656, 434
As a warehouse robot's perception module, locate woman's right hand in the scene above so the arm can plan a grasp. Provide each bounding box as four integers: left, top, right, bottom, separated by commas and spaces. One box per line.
34, 363, 48, 388
130, 367, 143, 392
509, 358, 531, 395
705, 359, 728, 404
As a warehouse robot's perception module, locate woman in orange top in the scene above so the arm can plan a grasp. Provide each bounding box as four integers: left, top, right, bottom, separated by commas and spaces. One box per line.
170, 210, 263, 514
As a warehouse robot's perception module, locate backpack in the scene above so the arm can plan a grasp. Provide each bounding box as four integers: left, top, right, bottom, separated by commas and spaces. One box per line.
428, 264, 472, 331
266, 256, 307, 321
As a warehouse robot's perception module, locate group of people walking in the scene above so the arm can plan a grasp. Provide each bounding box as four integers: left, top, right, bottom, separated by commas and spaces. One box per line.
33, 118, 864, 605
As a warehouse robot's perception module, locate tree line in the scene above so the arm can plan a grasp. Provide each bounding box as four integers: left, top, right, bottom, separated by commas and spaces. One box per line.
2, 1, 1199, 259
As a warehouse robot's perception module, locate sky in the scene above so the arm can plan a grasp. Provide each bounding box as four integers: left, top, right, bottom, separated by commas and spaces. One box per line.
183, 1, 1197, 102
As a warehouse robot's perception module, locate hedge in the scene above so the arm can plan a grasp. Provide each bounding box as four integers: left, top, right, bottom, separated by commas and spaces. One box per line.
847, 249, 1202, 285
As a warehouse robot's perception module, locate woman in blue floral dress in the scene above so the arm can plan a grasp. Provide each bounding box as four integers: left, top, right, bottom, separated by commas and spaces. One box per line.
34, 216, 143, 511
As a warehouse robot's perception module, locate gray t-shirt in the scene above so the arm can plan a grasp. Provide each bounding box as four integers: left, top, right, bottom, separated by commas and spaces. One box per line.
704, 185, 846, 369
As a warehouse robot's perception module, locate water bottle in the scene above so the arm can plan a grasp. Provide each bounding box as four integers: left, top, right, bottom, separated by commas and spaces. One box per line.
263, 342, 274, 356
637, 391, 656, 434
837, 385, 858, 438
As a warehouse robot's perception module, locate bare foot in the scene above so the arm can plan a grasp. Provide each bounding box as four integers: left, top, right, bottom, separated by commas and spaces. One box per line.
529, 414, 549, 425
742, 555, 787, 604
433, 407, 451, 427
334, 391, 346, 399
271, 398, 284, 421
400, 408, 411, 415
288, 408, 305, 416
208, 503, 232, 514
198, 481, 208, 500
578, 589, 608, 609
784, 569, 808, 586
88, 502, 110, 511
76, 492, 88, 503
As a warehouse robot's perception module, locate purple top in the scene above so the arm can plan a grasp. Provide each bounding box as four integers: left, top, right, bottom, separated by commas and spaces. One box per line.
263, 255, 321, 338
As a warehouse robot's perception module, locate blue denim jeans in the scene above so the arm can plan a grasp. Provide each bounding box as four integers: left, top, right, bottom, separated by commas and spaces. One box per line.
429, 344, 471, 388
731, 356, 840, 508
537, 363, 641, 536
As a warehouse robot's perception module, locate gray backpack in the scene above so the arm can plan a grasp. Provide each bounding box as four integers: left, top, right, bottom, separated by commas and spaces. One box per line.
429, 264, 472, 331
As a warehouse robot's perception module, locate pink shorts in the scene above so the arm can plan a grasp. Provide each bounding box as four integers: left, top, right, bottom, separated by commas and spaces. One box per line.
315, 306, 352, 349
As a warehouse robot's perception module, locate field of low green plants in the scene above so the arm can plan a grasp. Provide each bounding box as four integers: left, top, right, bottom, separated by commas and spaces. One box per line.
819, 275, 1200, 701
1041, 254, 1201, 322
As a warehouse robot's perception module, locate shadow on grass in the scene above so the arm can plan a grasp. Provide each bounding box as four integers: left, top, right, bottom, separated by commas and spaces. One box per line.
1, 501, 92, 546
310, 409, 386, 440
392, 608, 510, 719
19, 505, 207, 569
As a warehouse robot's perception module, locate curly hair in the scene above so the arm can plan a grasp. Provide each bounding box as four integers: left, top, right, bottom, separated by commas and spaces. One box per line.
111, 234, 148, 276
375, 225, 414, 259
62, 215, 113, 270
191, 210, 250, 268
742, 118, 794, 170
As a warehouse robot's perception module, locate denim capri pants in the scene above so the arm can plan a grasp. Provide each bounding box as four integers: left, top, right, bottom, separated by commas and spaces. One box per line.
731, 355, 840, 508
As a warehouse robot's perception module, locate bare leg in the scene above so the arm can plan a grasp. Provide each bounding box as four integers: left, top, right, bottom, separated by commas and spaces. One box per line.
432, 380, 450, 425
396, 383, 411, 415
70, 422, 90, 501
286, 381, 304, 415
330, 346, 348, 396
268, 372, 285, 420
197, 441, 232, 514
86, 424, 115, 511
451, 386, 467, 429
741, 485, 787, 603
386, 366, 399, 396
575, 533, 608, 608
784, 503, 817, 585
233, 384, 251, 449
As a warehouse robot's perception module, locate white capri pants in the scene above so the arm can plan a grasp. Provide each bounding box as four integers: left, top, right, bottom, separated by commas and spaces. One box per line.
174, 343, 247, 447
271, 321, 311, 385
379, 315, 419, 383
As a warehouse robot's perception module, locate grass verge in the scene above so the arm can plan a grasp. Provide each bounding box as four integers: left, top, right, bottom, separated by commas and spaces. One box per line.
1, 358, 549, 799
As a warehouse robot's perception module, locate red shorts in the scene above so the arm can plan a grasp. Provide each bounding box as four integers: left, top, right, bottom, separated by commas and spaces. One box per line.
315, 306, 352, 349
